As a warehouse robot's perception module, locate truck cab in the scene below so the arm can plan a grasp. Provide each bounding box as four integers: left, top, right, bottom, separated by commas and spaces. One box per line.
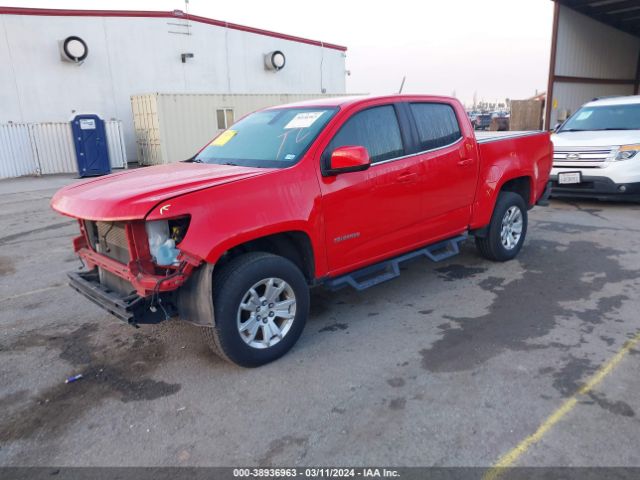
551, 95, 640, 201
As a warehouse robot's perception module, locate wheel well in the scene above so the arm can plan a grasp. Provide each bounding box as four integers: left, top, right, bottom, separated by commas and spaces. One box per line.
217, 231, 315, 283
500, 177, 531, 207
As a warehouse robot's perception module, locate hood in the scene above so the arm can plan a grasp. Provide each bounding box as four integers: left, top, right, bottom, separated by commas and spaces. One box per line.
552, 130, 640, 149
51, 162, 274, 221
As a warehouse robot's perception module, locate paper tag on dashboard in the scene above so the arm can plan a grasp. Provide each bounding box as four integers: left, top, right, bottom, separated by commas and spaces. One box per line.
211, 130, 237, 146
284, 112, 324, 129
576, 111, 592, 121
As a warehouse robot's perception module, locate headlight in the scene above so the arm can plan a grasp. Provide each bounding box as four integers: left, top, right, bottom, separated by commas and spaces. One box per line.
145, 217, 190, 266
615, 144, 640, 160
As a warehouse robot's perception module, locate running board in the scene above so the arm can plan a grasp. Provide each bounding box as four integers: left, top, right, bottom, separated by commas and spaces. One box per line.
324, 234, 467, 292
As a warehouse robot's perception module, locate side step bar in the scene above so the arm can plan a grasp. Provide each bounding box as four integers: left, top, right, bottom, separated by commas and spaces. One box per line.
324, 234, 467, 292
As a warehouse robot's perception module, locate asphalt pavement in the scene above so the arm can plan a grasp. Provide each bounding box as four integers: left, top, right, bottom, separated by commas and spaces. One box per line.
0, 174, 639, 468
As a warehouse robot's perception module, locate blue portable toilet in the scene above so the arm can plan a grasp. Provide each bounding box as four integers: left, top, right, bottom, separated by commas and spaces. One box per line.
71, 114, 111, 177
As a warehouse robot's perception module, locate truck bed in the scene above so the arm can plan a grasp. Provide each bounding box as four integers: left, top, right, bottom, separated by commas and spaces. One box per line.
474, 130, 543, 143
469, 129, 552, 229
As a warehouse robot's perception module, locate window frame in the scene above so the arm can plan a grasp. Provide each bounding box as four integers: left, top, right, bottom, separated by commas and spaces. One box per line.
216, 108, 235, 130
406, 101, 464, 155
321, 103, 410, 174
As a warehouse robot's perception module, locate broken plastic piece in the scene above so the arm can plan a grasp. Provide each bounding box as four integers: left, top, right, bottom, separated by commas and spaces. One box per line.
65, 374, 83, 384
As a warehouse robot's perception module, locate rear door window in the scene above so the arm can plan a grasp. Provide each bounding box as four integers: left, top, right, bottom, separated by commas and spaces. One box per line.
410, 103, 462, 151
326, 105, 404, 164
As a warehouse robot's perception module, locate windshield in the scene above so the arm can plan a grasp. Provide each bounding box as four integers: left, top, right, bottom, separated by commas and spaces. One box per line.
560, 103, 640, 132
194, 107, 338, 168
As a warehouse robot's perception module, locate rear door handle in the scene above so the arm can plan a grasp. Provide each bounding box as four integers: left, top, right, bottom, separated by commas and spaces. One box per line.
457, 158, 474, 167
397, 172, 418, 183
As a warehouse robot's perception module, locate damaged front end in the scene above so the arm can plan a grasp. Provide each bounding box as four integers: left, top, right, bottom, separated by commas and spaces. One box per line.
68, 218, 202, 326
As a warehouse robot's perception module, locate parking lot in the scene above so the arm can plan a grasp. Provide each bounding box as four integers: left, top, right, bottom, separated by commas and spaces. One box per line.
1, 174, 639, 468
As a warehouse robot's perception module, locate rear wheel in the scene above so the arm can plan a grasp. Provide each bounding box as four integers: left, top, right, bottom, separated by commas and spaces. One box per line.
203, 252, 309, 367
475, 191, 528, 261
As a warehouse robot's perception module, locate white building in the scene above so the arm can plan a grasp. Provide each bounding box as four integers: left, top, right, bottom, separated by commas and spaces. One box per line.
0, 7, 348, 167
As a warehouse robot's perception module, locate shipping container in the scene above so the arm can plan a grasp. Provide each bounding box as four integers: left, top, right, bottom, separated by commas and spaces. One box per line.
131, 93, 354, 165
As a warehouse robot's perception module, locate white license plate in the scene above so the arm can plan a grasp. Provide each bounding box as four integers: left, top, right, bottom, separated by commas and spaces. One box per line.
558, 172, 581, 184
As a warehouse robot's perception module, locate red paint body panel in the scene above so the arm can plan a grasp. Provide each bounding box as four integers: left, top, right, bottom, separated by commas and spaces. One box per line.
51, 163, 273, 221
470, 134, 553, 229
51, 95, 552, 293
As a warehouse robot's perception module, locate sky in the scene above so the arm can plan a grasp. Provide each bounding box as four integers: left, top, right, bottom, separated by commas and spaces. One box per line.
3, 0, 554, 105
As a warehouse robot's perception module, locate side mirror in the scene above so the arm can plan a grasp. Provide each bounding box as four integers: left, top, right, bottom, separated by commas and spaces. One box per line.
326, 146, 370, 175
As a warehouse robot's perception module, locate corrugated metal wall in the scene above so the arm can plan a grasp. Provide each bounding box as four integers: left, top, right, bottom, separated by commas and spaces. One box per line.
131, 95, 162, 167
105, 121, 128, 169
549, 5, 640, 127
552, 82, 635, 121
29, 123, 77, 175
0, 120, 127, 179
0, 124, 38, 178
555, 6, 639, 80
132, 93, 355, 165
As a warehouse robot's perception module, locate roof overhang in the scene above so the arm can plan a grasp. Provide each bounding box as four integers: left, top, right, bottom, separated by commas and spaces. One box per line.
0, 6, 348, 52
554, 0, 640, 37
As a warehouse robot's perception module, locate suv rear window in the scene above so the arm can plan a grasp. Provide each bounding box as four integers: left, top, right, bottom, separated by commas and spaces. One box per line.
410, 103, 462, 151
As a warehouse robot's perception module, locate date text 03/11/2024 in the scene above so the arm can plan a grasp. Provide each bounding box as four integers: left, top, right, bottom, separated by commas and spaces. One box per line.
232, 468, 400, 477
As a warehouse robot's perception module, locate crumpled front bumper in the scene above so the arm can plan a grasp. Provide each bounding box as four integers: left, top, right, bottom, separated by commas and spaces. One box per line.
68, 270, 176, 325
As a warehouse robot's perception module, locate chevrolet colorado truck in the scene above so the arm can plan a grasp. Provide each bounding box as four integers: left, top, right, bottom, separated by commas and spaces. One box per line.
51, 95, 552, 367
551, 95, 640, 201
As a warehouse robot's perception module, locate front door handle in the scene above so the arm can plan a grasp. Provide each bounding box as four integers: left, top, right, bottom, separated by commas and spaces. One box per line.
457, 158, 474, 167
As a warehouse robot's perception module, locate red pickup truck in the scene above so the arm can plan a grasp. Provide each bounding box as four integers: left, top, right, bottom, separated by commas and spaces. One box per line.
52, 95, 552, 367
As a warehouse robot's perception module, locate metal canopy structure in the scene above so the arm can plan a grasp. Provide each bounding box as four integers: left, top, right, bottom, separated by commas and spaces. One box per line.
545, 0, 640, 128
555, 0, 640, 38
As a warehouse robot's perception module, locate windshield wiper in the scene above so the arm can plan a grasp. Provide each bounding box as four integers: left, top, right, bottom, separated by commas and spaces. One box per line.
221, 161, 238, 166
558, 129, 586, 132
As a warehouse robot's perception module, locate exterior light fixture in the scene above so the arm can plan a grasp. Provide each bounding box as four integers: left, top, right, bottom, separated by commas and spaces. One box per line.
60, 36, 88, 64
264, 50, 286, 71
181, 53, 194, 63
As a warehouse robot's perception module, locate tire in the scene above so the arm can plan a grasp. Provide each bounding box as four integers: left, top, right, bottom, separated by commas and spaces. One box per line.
202, 252, 309, 367
475, 191, 528, 262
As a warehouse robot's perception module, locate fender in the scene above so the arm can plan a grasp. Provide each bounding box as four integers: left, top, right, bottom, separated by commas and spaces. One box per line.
470, 132, 550, 229
471, 170, 533, 229
143, 161, 329, 279
203, 222, 321, 269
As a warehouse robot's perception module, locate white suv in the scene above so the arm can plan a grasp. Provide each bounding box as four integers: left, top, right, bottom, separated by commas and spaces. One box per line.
551, 95, 640, 201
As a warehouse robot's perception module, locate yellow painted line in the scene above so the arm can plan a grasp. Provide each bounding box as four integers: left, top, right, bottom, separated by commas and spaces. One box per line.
484, 332, 640, 480
0, 285, 64, 303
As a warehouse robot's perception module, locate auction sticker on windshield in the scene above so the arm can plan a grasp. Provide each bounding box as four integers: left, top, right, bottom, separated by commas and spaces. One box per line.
558, 171, 581, 184
285, 111, 324, 129
576, 110, 593, 121
211, 130, 237, 146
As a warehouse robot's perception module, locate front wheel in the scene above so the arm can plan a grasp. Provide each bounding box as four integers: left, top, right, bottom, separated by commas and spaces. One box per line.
203, 252, 309, 367
475, 191, 528, 261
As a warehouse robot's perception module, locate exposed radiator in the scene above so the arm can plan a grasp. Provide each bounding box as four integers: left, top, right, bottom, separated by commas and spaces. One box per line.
85, 221, 134, 295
